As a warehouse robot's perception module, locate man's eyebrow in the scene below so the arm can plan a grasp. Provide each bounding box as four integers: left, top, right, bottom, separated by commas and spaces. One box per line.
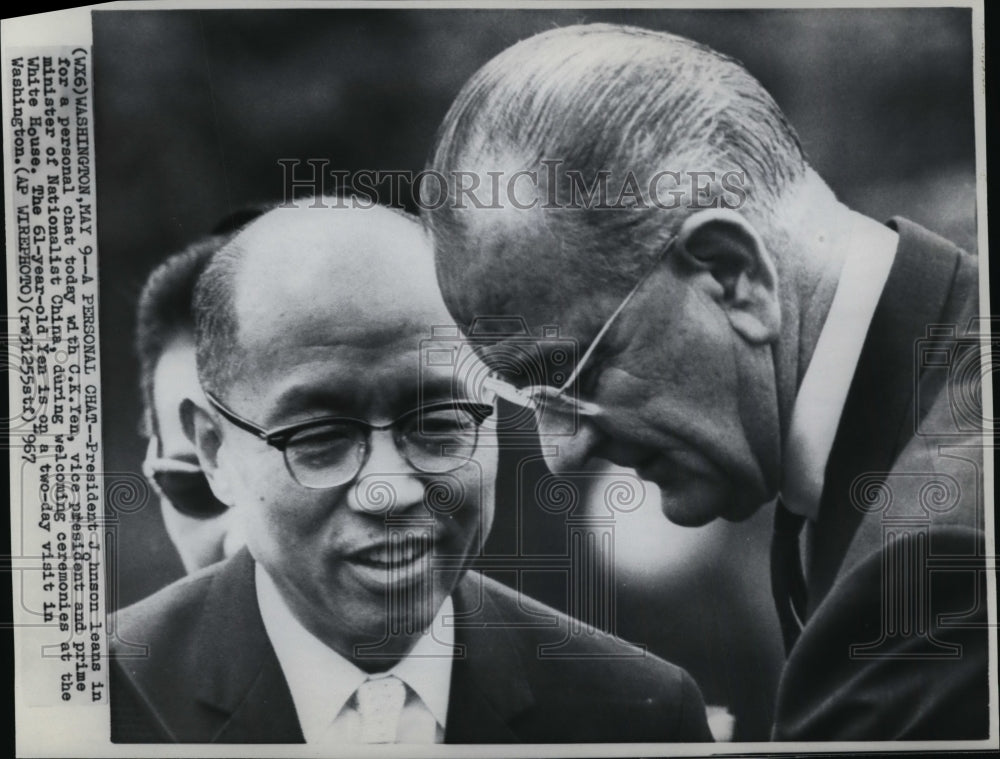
420, 373, 462, 400
266, 384, 358, 424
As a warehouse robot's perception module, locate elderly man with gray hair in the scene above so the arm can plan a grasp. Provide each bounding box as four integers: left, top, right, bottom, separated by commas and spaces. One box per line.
423, 23, 988, 741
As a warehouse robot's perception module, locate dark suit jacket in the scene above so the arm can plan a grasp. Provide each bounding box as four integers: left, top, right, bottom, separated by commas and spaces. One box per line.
110, 549, 712, 743
772, 218, 989, 740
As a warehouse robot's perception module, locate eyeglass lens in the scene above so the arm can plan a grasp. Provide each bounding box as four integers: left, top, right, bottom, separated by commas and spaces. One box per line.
527, 386, 585, 440
283, 406, 481, 489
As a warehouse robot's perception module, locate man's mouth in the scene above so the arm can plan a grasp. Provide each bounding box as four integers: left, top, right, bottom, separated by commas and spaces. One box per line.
635, 457, 669, 484
350, 535, 434, 570
634, 448, 721, 486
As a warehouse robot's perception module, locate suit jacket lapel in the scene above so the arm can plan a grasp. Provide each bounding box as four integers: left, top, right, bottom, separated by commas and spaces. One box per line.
806, 217, 966, 610
186, 561, 534, 743
192, 549, 304, 742
444, 573, 534, 742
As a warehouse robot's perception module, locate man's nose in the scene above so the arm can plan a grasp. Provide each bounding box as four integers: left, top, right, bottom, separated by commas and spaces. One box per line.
346, 430, 426, 516
540, 421, 604, 474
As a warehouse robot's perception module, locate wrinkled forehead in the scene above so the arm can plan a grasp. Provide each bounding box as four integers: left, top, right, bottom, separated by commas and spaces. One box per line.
230, 325, 492, 423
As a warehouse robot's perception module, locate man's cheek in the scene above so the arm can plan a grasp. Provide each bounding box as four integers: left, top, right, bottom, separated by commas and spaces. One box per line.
458, 460, 494, 549
216, 444, 253, 502
457, 460, 487, 506
478, 478, 497, 539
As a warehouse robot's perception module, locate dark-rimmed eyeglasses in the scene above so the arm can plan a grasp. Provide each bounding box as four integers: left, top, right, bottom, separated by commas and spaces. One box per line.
204, 392, 494, 489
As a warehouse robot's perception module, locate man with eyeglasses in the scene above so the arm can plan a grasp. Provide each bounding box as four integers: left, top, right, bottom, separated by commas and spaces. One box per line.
109, 203, 713, 744
423, 25, 988, 740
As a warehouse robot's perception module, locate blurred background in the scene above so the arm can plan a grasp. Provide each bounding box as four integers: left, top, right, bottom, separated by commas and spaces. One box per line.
94, 7, 977, 741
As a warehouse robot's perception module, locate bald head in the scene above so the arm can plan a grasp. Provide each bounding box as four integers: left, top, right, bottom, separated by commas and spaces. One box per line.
186, 204, 499, 659
194, 204, 451, 398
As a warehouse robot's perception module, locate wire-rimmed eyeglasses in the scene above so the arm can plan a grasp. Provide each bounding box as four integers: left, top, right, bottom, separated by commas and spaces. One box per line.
509, 233, 678, 440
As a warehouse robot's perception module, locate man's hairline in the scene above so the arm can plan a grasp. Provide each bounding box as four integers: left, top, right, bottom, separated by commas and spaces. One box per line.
200, 205, 457, 406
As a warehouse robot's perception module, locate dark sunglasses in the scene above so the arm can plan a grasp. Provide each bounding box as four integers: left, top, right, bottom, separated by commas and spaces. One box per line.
143, 439, 229, 519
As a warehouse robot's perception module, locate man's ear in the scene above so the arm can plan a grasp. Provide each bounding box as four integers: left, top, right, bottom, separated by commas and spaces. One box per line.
180, 397, 236, 507
672, 208, 781, 344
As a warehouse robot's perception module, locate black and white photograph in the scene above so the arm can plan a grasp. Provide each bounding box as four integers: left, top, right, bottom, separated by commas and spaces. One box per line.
4, 2, 995, 755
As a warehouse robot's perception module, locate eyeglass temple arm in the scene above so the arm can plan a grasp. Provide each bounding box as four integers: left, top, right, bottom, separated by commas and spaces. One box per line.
141, 436, 159, 479
144, 457, 203, 474
480, 376, 527, 407
204, 391, 273, 442
206, 392, 493, 444
142, 436, 203, 478
558, 234, 676, 394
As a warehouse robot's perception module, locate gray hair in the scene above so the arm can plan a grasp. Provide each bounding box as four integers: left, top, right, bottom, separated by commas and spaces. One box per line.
425, 23, 806, 325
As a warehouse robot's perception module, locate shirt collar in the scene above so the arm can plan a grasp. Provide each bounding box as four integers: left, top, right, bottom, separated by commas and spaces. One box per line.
390, 599, 454, 729
254, 561, 454, 742
781, 228, 898, 520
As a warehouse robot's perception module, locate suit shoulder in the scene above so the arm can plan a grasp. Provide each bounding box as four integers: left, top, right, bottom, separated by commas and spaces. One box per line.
476, 573, 700, 694
467, 573, 712, 741
476, 573, 646, 651
778, 531, 989, 740
111, 562, 220, 654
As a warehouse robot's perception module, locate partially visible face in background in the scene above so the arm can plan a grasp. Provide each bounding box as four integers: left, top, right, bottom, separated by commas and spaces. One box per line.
146, 333, 243, 573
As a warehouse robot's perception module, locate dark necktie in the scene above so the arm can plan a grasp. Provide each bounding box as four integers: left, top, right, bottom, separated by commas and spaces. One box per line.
771, 499, 808, 654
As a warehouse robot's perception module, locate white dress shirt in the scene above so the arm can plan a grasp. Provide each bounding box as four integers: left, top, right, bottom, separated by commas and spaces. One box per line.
255, 562, 454, 744
781, 229, 898, 520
